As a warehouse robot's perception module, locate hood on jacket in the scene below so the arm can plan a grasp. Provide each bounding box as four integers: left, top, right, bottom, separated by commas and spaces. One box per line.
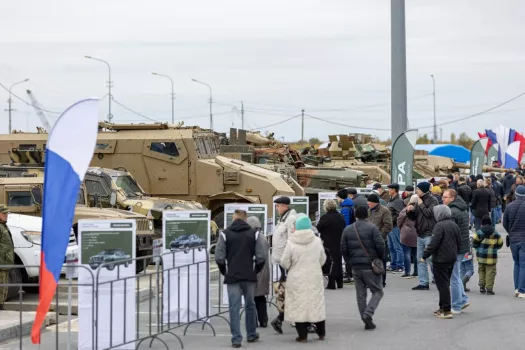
433, 205, 452, 222
228, 219, 253, 232
448, 196, 467, 211
290, 228, 316, 245
341, 198, 354, 208
480, 224, 495, 236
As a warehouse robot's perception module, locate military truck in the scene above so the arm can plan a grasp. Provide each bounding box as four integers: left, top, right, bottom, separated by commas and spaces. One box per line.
0, 123, 302, 228
0, 176, 155, 272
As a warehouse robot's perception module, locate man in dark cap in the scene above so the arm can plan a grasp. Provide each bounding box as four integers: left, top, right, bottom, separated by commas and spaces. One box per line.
336, 189, 354, 227
270, 196, 297, 334
386, 184, 405, 273
402, 185, 415, 205
367, 193, 392, 286
372, 183, 388, 205
347, 188, 368, 210
410, 181, 438, 290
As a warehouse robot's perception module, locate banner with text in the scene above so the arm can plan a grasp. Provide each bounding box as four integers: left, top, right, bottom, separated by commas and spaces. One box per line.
471, 138, 489, 176
391, 129, 418, 191
162, 210, 210, 324
223, 204, 268, 234
78, 220, 136, 350
272, 196, 309, 225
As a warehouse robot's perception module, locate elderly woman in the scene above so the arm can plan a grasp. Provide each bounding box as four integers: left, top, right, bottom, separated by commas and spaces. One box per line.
246, 216, 270, 328
281, 216, 327, 343
317, 199, 346, 289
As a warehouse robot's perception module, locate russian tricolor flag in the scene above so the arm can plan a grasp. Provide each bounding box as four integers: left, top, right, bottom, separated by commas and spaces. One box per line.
31, 99, 99, 344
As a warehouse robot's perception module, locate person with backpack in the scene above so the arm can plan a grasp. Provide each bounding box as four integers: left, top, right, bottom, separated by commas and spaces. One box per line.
472, 215, 503, 295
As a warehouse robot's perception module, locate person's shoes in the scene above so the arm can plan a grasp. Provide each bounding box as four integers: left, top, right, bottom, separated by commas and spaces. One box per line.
451, 309, 461, 315
412, 284, 429, 290
395, 268, 404, 274
515, 289, 520, 297
343, 277, 354, 284
295, 337, 307, 343
362, 315, 376, 330
307, 324, 317, 333
518, 293, 525, 299
0, 304, 4, 311
326, 286, 336, 290
271, 318, 283, 334
432, 279, 436, 284
259, 321, 268, 328
465, 287, 471, 292
411, 272, 418, 277
337, 284, 343, 289
486, 289, 495, 295
433, 309, 444, 316
401, 273, 412, 279
232, 344, 241, 348
318, 335, 325, 341
247, 334, 259, 343
461, 302, 471, 310
386, 266, 394, 272
480, 286, 486, 294
437, 311, 453, 319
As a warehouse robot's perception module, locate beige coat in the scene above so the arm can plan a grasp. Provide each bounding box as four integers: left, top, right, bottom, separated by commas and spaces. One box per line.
272, 209, 297, 264
280, 228, 326, 323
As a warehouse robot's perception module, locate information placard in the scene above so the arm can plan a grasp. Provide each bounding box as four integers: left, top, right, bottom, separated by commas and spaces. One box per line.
78, 220, 136, 350
318, 192, 338, 217
223, 204, 268, 234
162, 210, 210, 324
273, 196, 309, 224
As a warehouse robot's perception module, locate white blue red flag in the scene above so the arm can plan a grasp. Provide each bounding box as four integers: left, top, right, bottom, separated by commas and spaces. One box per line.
31, 98, 99, 344
505, 141, 521, 169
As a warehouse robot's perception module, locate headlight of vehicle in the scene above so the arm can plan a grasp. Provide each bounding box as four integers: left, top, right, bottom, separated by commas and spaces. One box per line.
148, 220, 154, 231
21, 231, 42, 245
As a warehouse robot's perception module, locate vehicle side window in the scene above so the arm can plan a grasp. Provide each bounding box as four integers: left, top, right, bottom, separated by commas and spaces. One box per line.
7, 191, 33, 206
85, 179, 110, 197
150, 142, 179, 157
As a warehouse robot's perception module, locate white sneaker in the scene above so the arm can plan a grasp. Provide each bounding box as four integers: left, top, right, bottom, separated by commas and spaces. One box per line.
451, 309, 462, 315
515, 289, 520, 297
518, 293, 525, 299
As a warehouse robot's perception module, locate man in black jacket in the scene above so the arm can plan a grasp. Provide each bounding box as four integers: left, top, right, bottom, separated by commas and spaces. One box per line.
443, 189, 471, 314
341, 206, 386, 330
503, 185, 525, 297
471, 179, 494, 231
457, 177, 473, 207
422, 205, 461, 319
215, 209, 268, 347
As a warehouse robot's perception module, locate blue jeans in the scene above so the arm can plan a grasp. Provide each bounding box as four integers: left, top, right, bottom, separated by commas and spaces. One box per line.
417, 236, 433, 286
469, 209, 475, 225
227, 282, 257, 345
451, 254, 469, 312
387, 227, 403, 269
510, 243, 525, 293
401, 244, 412, 275
491, 205, 502, 227
460, 259, 474, 279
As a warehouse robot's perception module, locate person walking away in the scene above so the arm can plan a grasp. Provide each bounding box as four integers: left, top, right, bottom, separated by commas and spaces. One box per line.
386, 184, 405, 274
317, 199, 346, 289
490, 174, 504, 224
411, 182, 438, 290
503, 185, 525, 298
485, 178, 498, 227
443, 189, 471, 314
366, 193, 392, 287
215, 210, 268, 347
397, 195, 418, 278
336, 189, 354, 227
0, 207, 13, 310
347, 188, 368, 210
246, 216, 270, 328
432, 185, 443, 205
421, 205, 461, 319
502, 171, 516, 202
270, 196, 297, 333
472, 215, 503, 295
457, 177, 473, 207
471, 179, 493, 231
341, 206, 386, 330
372, 183, 388, 205
281, 216, 327, 342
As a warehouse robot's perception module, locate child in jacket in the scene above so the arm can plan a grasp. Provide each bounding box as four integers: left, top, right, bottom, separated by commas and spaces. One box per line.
472, 215, 503, 295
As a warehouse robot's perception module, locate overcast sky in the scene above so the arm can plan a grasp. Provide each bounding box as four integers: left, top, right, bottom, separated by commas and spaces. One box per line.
1, 0, 524, 141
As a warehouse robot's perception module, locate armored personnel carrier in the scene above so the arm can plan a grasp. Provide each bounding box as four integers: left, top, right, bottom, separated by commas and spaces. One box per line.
0, 123, 301, 227
0, 176, 154, 272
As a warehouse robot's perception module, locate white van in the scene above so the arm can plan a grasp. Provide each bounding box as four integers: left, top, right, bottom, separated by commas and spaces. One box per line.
7, 213, 78, 299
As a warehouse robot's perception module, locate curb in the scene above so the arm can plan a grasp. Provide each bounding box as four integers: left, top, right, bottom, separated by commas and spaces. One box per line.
0, 312, 57, 344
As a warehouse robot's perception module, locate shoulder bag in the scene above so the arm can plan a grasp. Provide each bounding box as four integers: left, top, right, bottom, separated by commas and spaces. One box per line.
354, 223, 384, 276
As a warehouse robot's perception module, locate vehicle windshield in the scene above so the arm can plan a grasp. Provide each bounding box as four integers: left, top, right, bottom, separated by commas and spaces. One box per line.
111, 176, 144, 197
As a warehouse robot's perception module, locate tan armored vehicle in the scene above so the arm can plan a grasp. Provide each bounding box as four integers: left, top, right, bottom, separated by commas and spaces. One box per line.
0, 176, 155, 272
0, 123, 301, 228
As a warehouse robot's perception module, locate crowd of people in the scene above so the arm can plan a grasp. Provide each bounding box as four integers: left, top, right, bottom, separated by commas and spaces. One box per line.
215, 171, 525, 347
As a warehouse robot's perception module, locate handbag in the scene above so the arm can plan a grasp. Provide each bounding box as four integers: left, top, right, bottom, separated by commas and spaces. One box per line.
354, 224, 384, 276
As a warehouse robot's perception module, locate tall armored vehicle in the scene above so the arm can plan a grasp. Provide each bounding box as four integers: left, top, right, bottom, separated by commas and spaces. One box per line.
0, 123, 302, 226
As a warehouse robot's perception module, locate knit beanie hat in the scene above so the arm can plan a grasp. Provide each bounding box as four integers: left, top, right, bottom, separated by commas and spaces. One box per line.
481, 215, 492, 226
409, 194, 419, 204
431, 186, 442, 194
367, 193, 380, 204
516, 185, 525, 198
417, 181, 431, 193
295, 215, 312, 231
337, 189, 348, 200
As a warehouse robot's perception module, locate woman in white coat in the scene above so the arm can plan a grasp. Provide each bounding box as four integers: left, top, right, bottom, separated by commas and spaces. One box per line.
281, 215, 327, 343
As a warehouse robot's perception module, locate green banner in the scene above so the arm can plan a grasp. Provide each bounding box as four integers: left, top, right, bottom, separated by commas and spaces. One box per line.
487, 144, 499, 166
470, 138, 488, 176
391, 129, 418, 191
273, 196, 309, 223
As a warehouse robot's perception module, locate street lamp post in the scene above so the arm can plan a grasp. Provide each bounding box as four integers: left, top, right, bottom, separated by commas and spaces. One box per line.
5, 78, 30, 134
431, 74, 437, 144
85, 56, 113, 122
191, 79, 213, 131
152, 72, 175, 124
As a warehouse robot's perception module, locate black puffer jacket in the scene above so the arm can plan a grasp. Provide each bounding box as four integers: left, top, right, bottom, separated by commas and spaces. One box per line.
503, 197, 525, 244
472, 187, 493, 218
457, 184, 472, 206
413, 192, 438, 237
502, 173, 515, 195
341, 219, 386, 271
448, 197, 470, 254
423, 207, 460, 264
387, 194, 405, 227
351, 194, 368, 210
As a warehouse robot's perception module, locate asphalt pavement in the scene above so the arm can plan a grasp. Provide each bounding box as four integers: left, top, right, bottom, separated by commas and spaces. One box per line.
1, 224, 524, 350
